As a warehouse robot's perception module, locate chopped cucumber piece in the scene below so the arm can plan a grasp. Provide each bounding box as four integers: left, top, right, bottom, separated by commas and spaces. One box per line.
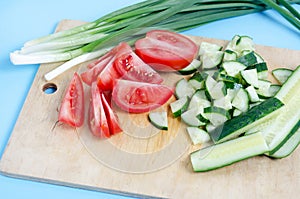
198, 41, 222, 56
209, 81, 227, 100
241, 69, 259, 88
190, 132, 269, 172
249, 62, 268, 80
275, 65, 300, 104
181, 108, 206, 127
188, 72, 205, 90
201, 51, 224, 69
186, 127, 211, 145
204, 106, 230, 126
226, 35, 255, 56
245, 85, 260, 102
170, 96, 189, 118
222, 61, 247, 77
204, 75, 217, 100
237, 51, 257, 67
232, 88, 249, 112
149, 111, 168, 130
223, 49, 237, 61
213, 95, 232, 110
178, 59, 201, 75
210, 97, 284, 143
256, 79, 272, 98
175, 78, 195, 99
272, 68, 293, 85
188, 90, 211, 110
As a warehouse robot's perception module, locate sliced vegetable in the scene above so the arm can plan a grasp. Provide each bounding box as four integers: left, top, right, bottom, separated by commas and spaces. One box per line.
112, 79, 173, 113
210, 97, 284, 143
188, 72, 205, 90
100, 92, 122, 135
201, 51, 224, 69
240, 69, 259, 88
225, 35, 254, 56
113, 42, 164, 84
203, 106, 231, 126
181, 108, 205, 127
178, 59, 201, 75
236, 51, 257, 67
135, 29, 198, 71
268, 121, 300, 158
149, 111, 169, 130
222, 61, 247, 77
272, 68, 293, 85
262, 66, 300, 153
81, 52, 114, 85
186, 127, 210, 145
89, 82, 110, 138
58, 72, 85, 127
231, 88, 249, 112
175, 78, 195, 99
190, 132, 269, 172
170, 96, 189, 118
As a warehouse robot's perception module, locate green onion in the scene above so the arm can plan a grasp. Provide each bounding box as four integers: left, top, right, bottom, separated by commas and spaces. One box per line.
10, 0, 300, 80
262, 0, 300, 30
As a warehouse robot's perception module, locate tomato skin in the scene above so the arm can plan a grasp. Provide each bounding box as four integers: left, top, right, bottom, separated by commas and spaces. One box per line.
89, 82, 110, 138
81, 54, 113, 86
96, 55, 122, 91
58, 72, 84, 127
101, 92, 122, 135
114, 42, 163, 84
112, 79, 173, 113
135, 30, 198, 71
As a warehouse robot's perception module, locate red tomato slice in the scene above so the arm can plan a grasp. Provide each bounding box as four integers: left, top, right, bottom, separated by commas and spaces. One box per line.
96, 54, 122, 91
114, 42, 163, 84
112, 79, 173, 113
101, 92, 122, 135
88, 82, 110, 138
81, 54, 113, 86
135, 30, 198, 71
58, 72, 84, 127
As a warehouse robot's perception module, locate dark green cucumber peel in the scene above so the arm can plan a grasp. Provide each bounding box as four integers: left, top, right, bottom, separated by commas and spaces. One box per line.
210, 97, 284, 143
237, 51, 257, 67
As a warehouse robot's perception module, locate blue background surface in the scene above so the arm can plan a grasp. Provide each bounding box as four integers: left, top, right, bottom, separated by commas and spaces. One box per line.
0, 1, 299, 198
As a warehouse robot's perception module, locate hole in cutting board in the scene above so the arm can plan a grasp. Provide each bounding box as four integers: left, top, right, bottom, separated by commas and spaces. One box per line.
43, 83, 57, 94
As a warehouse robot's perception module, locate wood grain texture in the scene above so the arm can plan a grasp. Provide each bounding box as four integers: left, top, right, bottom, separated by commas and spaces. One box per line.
1, 19, 299, 199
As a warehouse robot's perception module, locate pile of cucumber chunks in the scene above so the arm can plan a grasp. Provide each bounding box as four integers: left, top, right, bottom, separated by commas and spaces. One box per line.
171, 35, 289, 145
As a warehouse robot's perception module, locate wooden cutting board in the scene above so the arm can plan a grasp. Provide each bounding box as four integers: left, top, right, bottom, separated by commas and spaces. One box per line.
1, 19, 299, 199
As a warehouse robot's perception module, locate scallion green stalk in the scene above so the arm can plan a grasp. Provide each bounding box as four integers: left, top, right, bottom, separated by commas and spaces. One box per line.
10, 0, 300, 80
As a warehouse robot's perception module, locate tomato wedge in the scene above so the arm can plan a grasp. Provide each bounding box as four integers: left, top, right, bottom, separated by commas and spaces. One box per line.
112, 79, 173, 113
135, 30, 198, 71
101, 92, 122, 135
96, 54, 122, 91
81, 54, 113, 86
114, 42, 163, 84
58, 72, 84, 127
89, 82, 110, 138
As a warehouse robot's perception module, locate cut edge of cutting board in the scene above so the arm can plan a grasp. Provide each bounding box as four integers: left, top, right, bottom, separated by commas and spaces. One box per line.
1, 19, 300, 199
